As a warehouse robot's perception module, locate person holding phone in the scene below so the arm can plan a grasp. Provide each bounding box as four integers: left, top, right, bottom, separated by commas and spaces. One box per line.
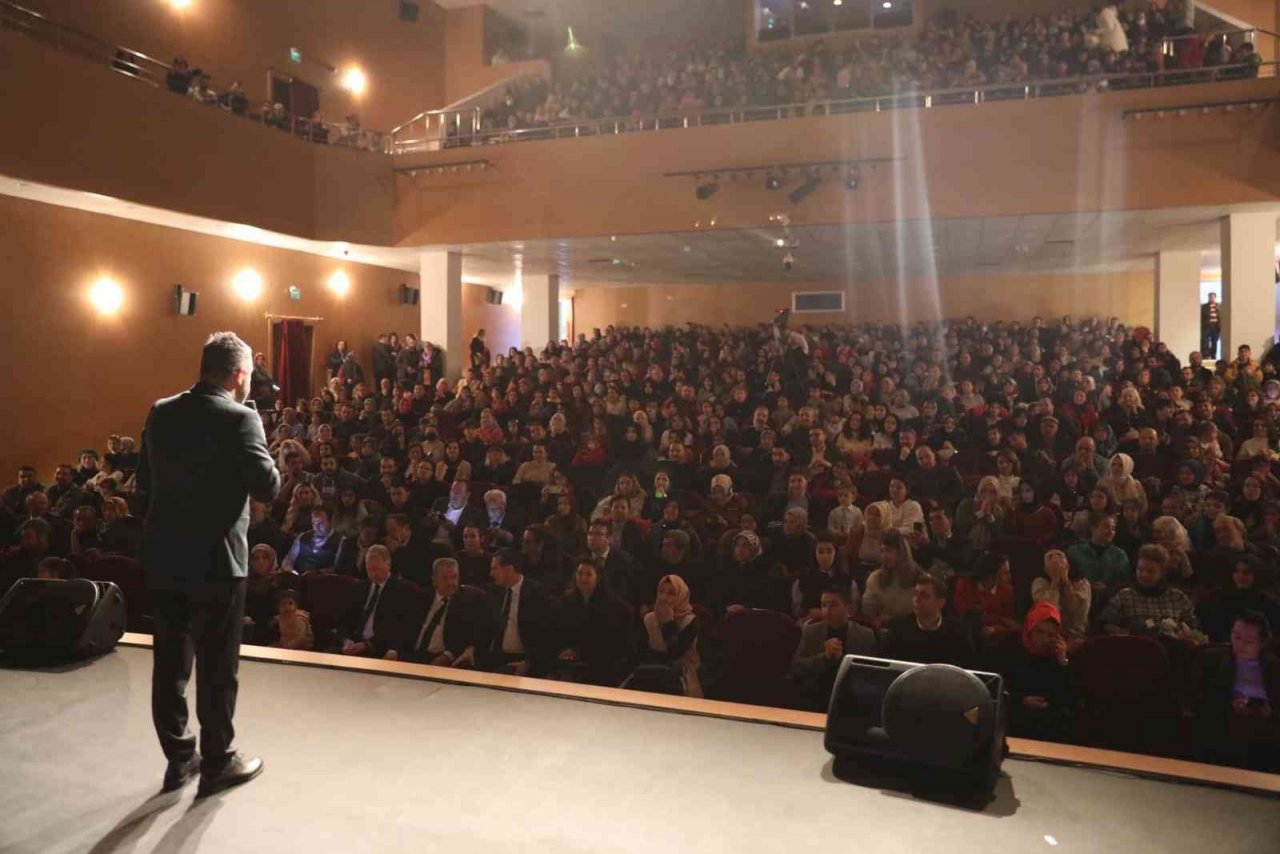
1192, 611, 1280, 769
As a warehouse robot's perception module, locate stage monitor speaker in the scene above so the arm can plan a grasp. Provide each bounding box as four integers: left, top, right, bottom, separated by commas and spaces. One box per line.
0, 578, 126, 661
399, 1, 420, 22
824, 656, 1006, 797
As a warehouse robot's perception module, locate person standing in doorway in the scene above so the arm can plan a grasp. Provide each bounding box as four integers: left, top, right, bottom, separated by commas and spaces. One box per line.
1201, 292, 1221, 360
137, 332, 281, 797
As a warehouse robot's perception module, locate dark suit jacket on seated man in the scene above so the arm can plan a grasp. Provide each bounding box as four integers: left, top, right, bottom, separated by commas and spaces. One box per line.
483, 549, 554, 676
390, 557, 488, 667
340, 544, 413, 658
137, 331, 280, 797
881, 574, 975, 667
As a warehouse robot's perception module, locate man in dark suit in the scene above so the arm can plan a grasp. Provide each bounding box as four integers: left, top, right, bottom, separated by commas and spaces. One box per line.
339, 544, 413, 658
483, 549, 553, 676
391, 557, 488, 666
385, 513, 453, 587
882, 574, 975, 667
137, 332, 280, 797
586, 520, 641, 606
432, 481, 487, 544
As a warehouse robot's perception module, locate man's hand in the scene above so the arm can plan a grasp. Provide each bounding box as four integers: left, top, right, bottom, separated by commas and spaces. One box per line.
823, 637, 844, 661
342, 639, 369, 656
726, 604, 748, 616
384, 650, 399, 661
511, 660, 531, 677
451, 649, 475, 668
559, 648, 578, 661
1023, 696, 1050, 711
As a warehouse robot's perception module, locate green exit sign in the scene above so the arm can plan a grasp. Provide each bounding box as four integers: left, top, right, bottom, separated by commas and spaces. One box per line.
289, 47, 302, 63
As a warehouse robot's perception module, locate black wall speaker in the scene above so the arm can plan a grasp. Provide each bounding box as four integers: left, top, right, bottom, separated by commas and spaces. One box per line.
487, 287, 504, 305
825, 656, 1007, 797
400, 283, 420, 306
0, 578, 126, 661
399, 1, 420, 23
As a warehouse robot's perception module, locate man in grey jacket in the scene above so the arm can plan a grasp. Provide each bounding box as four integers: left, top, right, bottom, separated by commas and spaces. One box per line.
791, 586, 877, 710
137, 332, 280, 797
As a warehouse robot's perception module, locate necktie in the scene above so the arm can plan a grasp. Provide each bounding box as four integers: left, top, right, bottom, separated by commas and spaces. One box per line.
415, 597, 450, 652
492, 588, 511, 651
361, 584, 382, 635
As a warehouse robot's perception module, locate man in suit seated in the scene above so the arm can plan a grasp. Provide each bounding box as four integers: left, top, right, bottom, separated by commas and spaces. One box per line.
432, 481, 487, 544
384, 512, 452, 587
339, 545, 412, 658
586, 519, 641, 606
881, 573, 975, 667
790, 585, 878, 710
482, 489, 524, 547
482, 548, 553, 676
389, 557, 487, 668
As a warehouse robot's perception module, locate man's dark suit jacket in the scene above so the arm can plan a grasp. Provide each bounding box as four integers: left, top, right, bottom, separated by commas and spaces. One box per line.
431, 498, 488, 540
397, 585, 489, 662
343, 576, 415, 657
391, 533, 455, 588
137, 382, 280, 590
485, 575, 553, 666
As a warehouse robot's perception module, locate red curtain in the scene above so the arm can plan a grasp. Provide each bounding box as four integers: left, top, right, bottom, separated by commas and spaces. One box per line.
271, 319, 313, 405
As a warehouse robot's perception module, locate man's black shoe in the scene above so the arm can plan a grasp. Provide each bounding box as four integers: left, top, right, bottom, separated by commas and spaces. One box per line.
162, 754, 202, 792
196, 753, 263, 798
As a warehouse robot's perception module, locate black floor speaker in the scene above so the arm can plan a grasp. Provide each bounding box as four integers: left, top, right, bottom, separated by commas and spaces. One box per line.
0, 578, 126, 661
824, 656, 1007, 798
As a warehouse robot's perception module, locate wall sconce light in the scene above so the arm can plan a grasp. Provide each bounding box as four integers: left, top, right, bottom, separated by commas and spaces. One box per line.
232, 268, 263, 301
328, 270, 351, 297
89, 277, 124, 315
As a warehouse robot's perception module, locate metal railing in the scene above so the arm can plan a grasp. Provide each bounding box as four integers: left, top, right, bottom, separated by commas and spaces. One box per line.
389, 66, 548, 156
0, 0, 389, 153
390, 29, 1279, 154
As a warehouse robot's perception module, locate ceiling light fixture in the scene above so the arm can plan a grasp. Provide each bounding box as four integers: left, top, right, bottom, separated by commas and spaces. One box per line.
765, 170, 782, 191
845, 168, 859, 190
695, 178, 719, 201
788, 171, 822, 205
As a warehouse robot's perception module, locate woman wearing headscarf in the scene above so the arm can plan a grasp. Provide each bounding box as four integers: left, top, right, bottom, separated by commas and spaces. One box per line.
954, 476, 1007, 553
1105, 452, 1147, 516
1002, 601, 1077, 742
1151, 515, 1195, 589
1166, 459, 1208, 521
711, 530, 787, 615
633, 574, 702, 698
847, 500, 892, 579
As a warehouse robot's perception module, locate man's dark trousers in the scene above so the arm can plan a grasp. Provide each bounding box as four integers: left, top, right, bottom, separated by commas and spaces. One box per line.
152, 579, 247, 772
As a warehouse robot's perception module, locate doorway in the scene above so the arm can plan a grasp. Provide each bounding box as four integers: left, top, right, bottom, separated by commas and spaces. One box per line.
269, 71, 320, 121
270, 318, 316, 406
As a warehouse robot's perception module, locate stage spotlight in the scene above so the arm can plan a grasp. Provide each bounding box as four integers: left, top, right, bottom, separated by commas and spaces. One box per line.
788, 173, 822, 205
696, 180, 719, 201
765, 171, 782, 191
845, 169, 859, 190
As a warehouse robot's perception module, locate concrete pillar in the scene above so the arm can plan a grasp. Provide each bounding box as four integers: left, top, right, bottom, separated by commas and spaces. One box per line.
419, 251, 463, 381
521, 273, 559, 351
1155, 250, 1202, 364
1221, 212, 1277, 359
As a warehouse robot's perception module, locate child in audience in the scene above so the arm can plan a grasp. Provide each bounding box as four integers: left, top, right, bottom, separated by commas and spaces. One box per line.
272, 589, 313, 651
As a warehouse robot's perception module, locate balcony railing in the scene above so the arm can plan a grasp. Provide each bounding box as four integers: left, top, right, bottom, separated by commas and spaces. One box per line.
0, 0, 388, 153
391, 34, 1277, 155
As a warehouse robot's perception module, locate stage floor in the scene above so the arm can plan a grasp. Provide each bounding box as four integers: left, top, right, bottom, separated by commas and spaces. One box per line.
1, 646, 1277, 854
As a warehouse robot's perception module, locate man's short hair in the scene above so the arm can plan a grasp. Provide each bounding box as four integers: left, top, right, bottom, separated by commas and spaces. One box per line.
309, 505, 332, 520
1235, 609, 1274, 644
588, 519, 610, 534
365, 544, 391, 563
494, 548, 523, 573
200, 331, 252, 381
913, 573, 946, 599
432, 557, 459, 576
575, 555, 601, 573
821, 584, 851, 604
18, 464, 35, 475
385, 513, 410, 530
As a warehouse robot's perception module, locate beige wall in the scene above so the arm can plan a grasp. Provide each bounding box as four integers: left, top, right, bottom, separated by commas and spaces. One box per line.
461, 283, 521, 363
19, 0, 447, 130
394, 77, 1280, 246
0, 195, 419, 479
572, 267, 1156, 333
0, 29, 395, 244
